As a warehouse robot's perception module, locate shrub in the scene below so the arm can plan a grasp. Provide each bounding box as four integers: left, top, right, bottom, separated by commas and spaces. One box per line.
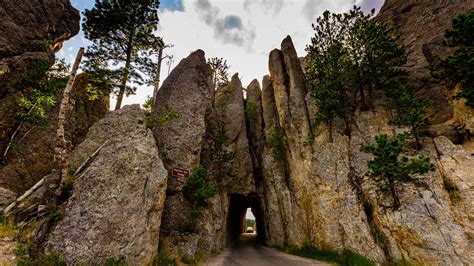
267, 126, 287, 167
245, 100, 258, 122
443, 176, 461, 203
156, 105, 180, 127
182, 165, 218, 218
103, 257, 127, 266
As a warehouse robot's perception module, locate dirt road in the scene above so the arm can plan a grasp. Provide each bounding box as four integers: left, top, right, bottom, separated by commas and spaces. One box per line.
204, 234, 328, 266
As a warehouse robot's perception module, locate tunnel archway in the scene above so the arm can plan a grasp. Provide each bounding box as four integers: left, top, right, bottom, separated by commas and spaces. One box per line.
227, 193, 266, 244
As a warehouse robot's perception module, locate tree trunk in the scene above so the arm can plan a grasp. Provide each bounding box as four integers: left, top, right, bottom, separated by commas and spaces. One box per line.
152, 48, 164, 108
389, 180, 400, 209
51, 47, 84, 196
115, 44, 133, 110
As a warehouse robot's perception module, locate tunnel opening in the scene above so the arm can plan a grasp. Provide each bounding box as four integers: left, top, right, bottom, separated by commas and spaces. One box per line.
227, 193, 266, 244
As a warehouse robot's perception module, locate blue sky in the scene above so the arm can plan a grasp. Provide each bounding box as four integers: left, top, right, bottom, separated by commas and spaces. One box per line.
61, 0, 384, 108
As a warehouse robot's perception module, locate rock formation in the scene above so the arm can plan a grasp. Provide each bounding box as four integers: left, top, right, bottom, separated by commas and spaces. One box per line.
2, 0, 473, 265
0, 0, 102, 194
0, 0, 80, 141
45, 105, 168, 264
377, 0, 474, 145
152, 49, 216, 257
0, 73, 109, 193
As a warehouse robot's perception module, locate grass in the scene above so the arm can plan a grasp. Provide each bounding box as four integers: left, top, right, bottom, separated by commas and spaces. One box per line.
443, 176, 461, 203
279, 245, 375, 266
0, 214, 16, 238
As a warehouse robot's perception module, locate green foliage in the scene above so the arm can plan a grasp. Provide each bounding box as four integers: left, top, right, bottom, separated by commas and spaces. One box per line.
245, 219, 255, 228
305, 7, 405, 139
207, 57, 230, 89
0, 214, 16, 238
151, 250, 177, 266
3, 60, 68, 158
47, 204, 65, 226
182, 165, 218, 218
431, 10, 474, 108
15, 243, 32, 266
210, 123, 237, 179
18, 60, 68, 125
156, 105, 180, 127
216, 84, 232, 108
363, 134, 435, 209
142, 95, 155, 129
36, 253, 66, 266
267, 126, 287, 167
443, 176, 461, 203
244, 100, 258, 122
384, 83, 432, 149
83, 0, 164, 109
382, 259, 423, 266
279, 245, 375, 266
103, 257, 127, 266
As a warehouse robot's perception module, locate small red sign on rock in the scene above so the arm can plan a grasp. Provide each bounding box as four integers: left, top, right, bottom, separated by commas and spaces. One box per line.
172, 167, 190, 178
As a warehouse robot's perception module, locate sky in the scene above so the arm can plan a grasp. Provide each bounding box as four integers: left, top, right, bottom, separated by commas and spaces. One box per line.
62, 0, 385, 108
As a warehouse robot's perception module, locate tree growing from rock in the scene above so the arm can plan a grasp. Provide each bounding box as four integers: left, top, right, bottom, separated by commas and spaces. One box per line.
431, 10, 474, 108
384, 83, 432, 149
82, 0, 164, 110
305, 7, 405, 140
208, 57, 230, 90
363, 134, 434, 209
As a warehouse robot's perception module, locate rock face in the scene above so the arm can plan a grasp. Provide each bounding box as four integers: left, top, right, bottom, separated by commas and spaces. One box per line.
0, 187, 16, 211
152, 50, 216, 257
377, 0, 474, 136
0, 0, 80, 147
0, 73, 109, 193
45, 105, 168, 265
0, 0, 94, 194
214, 73, 255, 194
0, 0, 80, 97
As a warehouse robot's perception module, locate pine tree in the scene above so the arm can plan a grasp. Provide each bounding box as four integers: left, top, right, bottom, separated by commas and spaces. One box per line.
384, 82, 432, 149
364, 134, 434, 209
431, 10, 474, 108
82, 0, 164, 110
305, 7, 405, 140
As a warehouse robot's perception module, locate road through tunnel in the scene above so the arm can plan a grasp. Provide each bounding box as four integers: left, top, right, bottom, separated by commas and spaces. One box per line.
227, 194, 266, 244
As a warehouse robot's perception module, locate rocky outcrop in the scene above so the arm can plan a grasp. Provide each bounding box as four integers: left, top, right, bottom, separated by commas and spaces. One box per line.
45, 105, 168, 265
152, 50, 215, 258
214, 74, 254, 194
0, 73, 109, 193
252, 32, 473, 264
0, 0, 93, 194
377, 0, 474, 140
0, 0, 80, 98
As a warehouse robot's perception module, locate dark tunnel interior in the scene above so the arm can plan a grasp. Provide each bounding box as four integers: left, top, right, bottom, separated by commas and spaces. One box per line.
227, 193, 266, 243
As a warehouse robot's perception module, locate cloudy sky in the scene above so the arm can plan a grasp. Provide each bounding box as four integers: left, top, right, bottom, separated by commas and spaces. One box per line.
62, 0, 384, 108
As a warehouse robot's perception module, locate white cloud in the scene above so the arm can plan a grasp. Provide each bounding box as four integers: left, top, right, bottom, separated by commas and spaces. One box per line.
60, 0, 385, 109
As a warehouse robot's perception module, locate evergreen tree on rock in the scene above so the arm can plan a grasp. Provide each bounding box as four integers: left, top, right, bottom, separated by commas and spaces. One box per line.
83, 0, 164, 110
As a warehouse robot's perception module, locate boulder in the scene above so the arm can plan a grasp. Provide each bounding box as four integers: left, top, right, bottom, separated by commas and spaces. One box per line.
45, 105, 168, 265
0, 187, 16, 211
